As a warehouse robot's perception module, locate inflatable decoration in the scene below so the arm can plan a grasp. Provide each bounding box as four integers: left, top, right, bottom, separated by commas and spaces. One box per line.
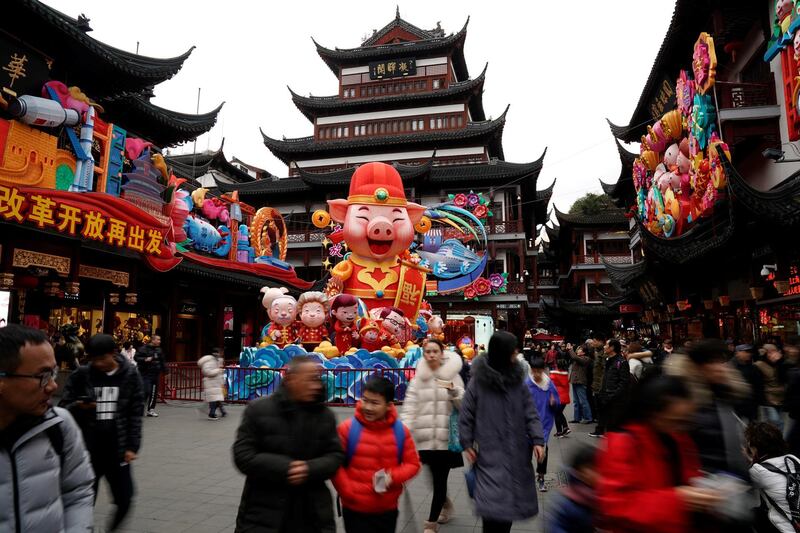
326, 163, 428, 319
260, 287, 297, 348
311, 209, 331, 228
329, 293, 360, 357
377, 307, 406, 349
632, 33, 728, 239
359, 320, 383, 352
250, 207, 288, 261
296, 291, 329, 351
692, 33, 717, 96
427, 315, 445, 342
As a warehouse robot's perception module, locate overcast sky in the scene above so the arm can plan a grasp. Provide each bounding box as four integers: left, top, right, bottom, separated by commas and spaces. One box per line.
45, 0, 675, 216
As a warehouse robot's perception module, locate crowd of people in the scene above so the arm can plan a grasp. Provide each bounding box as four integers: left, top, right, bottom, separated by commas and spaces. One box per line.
4, 319, 800, 532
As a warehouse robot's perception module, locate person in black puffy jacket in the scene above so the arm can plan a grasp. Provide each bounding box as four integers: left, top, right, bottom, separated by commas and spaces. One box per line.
232, 355, 343, 533
60, 333, 144, 531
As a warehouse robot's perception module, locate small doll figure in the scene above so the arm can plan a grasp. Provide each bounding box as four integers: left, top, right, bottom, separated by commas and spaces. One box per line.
378, 307, 406, 348
427, 315, 445, 342
296, 291, 329, 351
330, 294, 360, 355
359, 320, 383, 352
260, 287, 297, 349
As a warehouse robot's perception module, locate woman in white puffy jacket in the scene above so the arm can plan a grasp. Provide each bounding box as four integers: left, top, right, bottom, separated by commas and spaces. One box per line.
402, 338, 464, 533
197, 350, 226, 420
747, 421, 800, 533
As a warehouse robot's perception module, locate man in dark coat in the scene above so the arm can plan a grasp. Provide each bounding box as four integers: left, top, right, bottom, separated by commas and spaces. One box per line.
60, 333, 144, 531
233, 355, 343, 533
134, 335, 165, 417
459, 331, 545, 532
589, 339, 629, 437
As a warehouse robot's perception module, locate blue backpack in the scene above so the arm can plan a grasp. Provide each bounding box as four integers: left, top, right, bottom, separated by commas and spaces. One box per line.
345, 417, 406, 466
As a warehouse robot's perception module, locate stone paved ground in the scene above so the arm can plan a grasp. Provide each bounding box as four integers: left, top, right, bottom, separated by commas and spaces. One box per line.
92, 401, 593, 533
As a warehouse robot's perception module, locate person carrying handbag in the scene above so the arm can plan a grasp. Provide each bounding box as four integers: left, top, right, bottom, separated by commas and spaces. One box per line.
401, 338, 464, 533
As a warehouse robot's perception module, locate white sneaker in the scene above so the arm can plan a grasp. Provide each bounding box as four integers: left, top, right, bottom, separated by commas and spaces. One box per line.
146, 410, 158, 417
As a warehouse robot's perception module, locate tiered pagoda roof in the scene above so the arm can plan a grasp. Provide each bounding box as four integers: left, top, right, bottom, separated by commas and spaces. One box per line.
289, 63, 488, 122
361, 9, 446, 46
599, 138, 638, 208
11, 0, 194, 99
215, 153, 549, 202
100, 96, 224, 147
553, 206, 628, 228
721, 152, 800, 228
262, 106, 508, 165
10, 0, 223, 147
633, 200, 735, 265
314, 18, 470, 81
607, 0, 762, 143
166, 141, 261, 184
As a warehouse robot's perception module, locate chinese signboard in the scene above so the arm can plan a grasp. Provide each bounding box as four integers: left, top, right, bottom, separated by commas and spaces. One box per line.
0, 34, 51, 96
369, 58, 416, 80
785, 265, 800, 296
0, 184, 178, 270
648, 75, 676, 120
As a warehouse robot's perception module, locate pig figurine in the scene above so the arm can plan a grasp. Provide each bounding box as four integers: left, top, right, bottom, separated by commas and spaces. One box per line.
296, 291, 329, 351
327, 162, 429, 320
427, 315, 445, 342
664, 143, 680, 172
260, 287, 297, 348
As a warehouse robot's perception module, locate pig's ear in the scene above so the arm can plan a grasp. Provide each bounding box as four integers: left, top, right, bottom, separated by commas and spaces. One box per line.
405, 202, 426, 225
328, 199, 348, 223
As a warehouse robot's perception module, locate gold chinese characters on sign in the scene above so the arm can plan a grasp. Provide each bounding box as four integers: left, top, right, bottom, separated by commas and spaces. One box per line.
0, 184, 164, 256
369, 57, 417, 80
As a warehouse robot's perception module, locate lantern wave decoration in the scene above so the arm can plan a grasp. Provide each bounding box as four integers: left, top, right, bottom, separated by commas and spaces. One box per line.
632, 32, 728, 240
233, 344, 422, 404
416, 192, 492, 295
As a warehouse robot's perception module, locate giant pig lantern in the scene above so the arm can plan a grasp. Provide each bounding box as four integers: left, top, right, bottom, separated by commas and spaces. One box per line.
326, 162, 429, 319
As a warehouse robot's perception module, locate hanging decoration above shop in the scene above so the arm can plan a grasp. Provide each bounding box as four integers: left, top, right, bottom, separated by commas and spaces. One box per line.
764, 0, 800, 140
633, 32, 730, 239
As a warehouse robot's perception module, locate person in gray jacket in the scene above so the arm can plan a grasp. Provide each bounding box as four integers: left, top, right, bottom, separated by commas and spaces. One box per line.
460, 330, 546, 533
0, 323, 94, 533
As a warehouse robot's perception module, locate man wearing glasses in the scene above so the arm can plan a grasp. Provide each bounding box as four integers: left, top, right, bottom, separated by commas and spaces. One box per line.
233, 355, 343, 532
0, 323, 95, 532
61, 333, 144, 532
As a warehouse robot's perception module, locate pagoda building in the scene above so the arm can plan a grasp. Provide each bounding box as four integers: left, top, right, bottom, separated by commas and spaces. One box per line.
0, 0, 308, 360
216, 12, 554, 336
600, 0, 800, 343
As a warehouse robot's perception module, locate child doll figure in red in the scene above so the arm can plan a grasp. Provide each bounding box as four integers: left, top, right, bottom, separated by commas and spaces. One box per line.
296, 291, 330, 351
260, 287, 297, 348
331, 294, 360, 355
378, 307, 406, 348
360, 321, 383, 352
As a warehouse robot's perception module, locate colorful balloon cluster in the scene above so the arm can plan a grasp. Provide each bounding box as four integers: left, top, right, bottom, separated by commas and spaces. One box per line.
634, 32, 730, 238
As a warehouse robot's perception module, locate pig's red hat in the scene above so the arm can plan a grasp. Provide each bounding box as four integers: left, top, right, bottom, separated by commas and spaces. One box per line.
348, 162, 407, 206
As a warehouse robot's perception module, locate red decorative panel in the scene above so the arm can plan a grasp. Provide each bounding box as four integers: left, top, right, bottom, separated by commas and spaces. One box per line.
781, 46, 800, 141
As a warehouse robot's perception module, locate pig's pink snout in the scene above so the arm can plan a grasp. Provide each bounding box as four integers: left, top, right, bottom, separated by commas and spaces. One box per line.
367, 219, 393, 239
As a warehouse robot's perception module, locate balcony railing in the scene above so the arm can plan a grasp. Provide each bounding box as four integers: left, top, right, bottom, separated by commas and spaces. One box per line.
716, 76, 777, 109
287, 230, 326, 243
576, 253, 633, 265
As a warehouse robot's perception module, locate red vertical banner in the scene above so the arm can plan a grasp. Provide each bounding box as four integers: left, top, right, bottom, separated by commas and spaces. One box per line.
781, 46, 800, 141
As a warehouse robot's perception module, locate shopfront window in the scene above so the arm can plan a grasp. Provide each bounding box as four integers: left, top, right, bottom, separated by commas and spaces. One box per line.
113, 312, 161, 345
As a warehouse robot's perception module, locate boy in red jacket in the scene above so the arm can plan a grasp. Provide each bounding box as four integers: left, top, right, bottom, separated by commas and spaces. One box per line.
333, 376, 421, 533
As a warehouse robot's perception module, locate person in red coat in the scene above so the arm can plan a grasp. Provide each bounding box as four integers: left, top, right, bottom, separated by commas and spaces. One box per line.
596, 374, 722, 533
550, 358, 572, 437
333, 377, 421, 533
